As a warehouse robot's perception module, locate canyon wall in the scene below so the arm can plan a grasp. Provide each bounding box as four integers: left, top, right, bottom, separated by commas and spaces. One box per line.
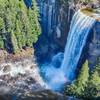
37, 0, 74, 47
36, 0, 100, 67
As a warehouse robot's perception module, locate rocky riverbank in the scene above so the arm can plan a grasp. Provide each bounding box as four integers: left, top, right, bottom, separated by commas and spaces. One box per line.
0, 54, 47, 100
0, 58, 79, 100
0, 48, 81, 100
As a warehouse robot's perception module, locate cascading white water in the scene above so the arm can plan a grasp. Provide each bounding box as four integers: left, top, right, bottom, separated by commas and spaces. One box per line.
0, 59, 48, 93
41, 10, 96, 91
61, 10, 96, 81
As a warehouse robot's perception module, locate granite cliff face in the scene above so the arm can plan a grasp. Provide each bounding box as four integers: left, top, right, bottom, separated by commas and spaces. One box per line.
37, 0, 74, 47
35, 0, 100, 67
35, 0, 75, 63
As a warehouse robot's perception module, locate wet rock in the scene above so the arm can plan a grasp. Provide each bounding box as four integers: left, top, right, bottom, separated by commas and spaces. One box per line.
0, 89, 83, 100
15, 90, 67, 100
0, 89, 81, 100
51, 52, 64, 68
3, 65, 11, 73
0, 86, 11, 95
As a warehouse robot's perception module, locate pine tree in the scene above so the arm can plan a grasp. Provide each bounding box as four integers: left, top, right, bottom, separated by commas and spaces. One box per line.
0, 35, 4, 49
0, 17, 4, 31
0, 17, 5, 49
0, 0, 41, 53
84, 58, 100, 99
10, 30, 19, 53
28, 0, 41, 44
65, 60, 89, 97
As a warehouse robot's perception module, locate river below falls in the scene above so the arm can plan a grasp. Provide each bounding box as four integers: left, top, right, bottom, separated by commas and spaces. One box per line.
0, 58, 79, 100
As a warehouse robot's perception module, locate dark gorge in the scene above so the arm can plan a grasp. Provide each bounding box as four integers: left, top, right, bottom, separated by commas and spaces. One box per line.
34, 0, 100, 98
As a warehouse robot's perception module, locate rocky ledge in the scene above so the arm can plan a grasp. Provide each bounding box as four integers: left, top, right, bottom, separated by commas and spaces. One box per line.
0, 48, 33, 63
81, 8, 100, 21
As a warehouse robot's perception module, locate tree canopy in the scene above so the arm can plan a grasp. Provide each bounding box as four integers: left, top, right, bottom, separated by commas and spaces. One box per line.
65, 59, 100, 99
0, 0, 41, 53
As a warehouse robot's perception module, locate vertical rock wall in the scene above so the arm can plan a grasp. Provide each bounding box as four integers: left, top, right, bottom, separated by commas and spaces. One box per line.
37, 0, 75, 47
36, 0, 100, 67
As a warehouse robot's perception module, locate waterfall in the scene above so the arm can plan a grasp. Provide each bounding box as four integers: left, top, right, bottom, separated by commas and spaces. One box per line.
61, 10, 96, 81
41, 10, 96, 91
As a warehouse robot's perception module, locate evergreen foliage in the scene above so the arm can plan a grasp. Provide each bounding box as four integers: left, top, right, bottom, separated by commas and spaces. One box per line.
0, 17, 4, 49
65, 59, 100, 99
65, 60, 89, 97
84, 58, 100, 99
0, 0, 41, 53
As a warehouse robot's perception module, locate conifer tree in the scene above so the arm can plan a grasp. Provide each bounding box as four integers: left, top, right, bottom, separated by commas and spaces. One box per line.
10, 30, 19, 53
0, 17, 4, 49
0, 0, 41, 53
65, 60, 89, 97
84, 58, 100, 99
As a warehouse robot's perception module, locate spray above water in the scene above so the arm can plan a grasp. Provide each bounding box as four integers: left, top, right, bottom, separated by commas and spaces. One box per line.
41, 10, 96, 91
